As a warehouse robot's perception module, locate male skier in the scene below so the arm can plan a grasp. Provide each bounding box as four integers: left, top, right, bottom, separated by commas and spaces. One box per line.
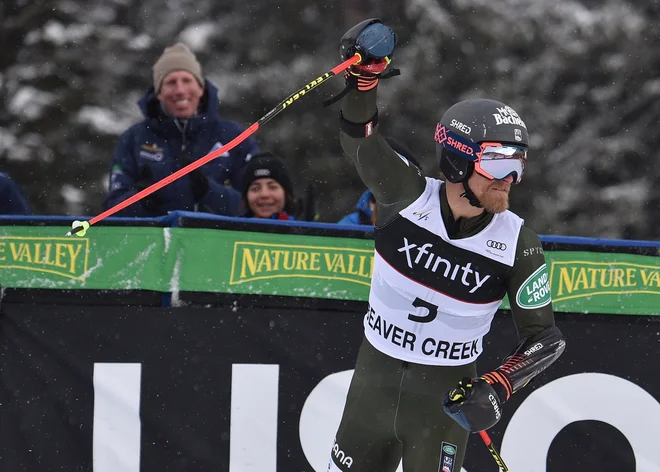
328, 19, 566, 472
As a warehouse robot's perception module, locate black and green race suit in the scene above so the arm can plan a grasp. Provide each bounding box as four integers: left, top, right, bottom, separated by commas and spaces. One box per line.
329, 88, 555, 472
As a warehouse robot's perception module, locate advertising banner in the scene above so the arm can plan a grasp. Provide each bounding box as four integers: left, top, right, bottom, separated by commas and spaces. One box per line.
2, 302, 658, 472
174, 228, 373, 300
1, 222, 658, 314
0, 226, 171, 291
546, 250, 660, 315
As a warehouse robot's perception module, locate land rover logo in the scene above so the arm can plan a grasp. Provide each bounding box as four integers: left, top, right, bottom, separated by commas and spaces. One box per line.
516, 263, 552, 309
442, 445, 456, 455
487, 240, 507, 251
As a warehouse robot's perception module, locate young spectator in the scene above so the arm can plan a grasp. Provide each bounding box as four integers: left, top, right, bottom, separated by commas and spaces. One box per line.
241, 152, 296, 220
0, 172, 31, 215
103, 42, 258, 217
338, 137, 422, 226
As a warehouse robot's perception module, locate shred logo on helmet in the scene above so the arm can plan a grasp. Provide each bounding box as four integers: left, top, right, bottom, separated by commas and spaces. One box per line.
449, 118, 472, 135
434, 124, 476, 159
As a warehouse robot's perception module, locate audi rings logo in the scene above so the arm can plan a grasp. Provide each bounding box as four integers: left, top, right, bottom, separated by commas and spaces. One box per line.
487, 240, 507, 251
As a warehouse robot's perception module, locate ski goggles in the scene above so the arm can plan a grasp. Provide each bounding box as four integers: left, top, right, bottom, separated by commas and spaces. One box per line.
434, 123, 527, 184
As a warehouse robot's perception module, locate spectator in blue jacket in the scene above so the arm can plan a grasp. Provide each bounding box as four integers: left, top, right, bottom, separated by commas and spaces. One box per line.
0, 172, 30, 215
103, 42, 258, 217
338, 137, 421, 226
241, 152, 296, 220
338, 188, 376, 226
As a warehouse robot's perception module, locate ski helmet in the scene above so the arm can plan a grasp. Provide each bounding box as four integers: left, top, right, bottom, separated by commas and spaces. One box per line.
436, 99, 529, 183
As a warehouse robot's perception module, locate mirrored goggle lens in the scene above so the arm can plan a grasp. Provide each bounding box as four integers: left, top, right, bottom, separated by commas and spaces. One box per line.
478, 145, 527, 183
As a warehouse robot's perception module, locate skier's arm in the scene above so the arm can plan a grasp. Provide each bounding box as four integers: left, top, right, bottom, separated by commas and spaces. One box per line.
336, 20, 426, 223
506, 227, 557, 339
444, 326, 565, 432
340, 90, 426, 210
485, 227, 565, 399
443, 228, 566, 432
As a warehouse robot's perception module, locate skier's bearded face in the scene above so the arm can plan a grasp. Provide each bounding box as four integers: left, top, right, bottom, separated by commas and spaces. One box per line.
468, 172, 513, 214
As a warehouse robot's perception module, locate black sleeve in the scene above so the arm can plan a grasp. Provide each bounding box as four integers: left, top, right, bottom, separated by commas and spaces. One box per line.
480, 230, 565, 401
506, 225, 556, 340
339, 88, 427, 223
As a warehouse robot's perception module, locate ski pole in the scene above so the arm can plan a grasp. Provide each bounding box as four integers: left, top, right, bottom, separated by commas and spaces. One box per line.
479, 430, 510, 472
67, 54, 362, 237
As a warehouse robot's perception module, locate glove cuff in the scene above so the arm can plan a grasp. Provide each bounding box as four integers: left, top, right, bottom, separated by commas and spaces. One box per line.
345, 71, 378, 92
350, 57, 391, 76
481, 371, 512, 402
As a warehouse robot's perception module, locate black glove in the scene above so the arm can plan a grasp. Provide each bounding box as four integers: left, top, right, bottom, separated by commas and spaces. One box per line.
340, 18, 397, 91
134, 165, 166, 213
179, 155, 209, 202
443, 377, 503, 432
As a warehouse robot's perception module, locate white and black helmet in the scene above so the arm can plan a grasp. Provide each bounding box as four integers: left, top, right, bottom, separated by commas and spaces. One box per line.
436, 99, 529, 183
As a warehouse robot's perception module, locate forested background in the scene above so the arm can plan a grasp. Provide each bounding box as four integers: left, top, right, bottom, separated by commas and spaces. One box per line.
1, 0, 659, 239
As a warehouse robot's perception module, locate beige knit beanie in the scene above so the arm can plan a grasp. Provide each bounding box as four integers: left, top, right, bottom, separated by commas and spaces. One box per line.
152, 43, 204, 92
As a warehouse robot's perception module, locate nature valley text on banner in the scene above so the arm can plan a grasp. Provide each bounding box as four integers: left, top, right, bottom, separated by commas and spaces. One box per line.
0, 226, 171, 290
547, 251, 660, 315
0, 237, 88, 279
231, 242, 373, 286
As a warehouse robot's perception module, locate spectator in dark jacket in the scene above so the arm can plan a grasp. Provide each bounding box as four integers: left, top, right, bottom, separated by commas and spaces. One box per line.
338, 137, 421, 226
0, 172, 30, 215
241, 152, 296, 220
103, 42, 259, 217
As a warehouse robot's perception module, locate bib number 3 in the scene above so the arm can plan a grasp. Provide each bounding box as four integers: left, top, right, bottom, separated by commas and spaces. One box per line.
407, 297, 439, 323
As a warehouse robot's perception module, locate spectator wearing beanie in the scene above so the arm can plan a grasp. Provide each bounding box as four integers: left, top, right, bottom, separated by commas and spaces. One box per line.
103, 42, 259, 217
242, 152, 296, 220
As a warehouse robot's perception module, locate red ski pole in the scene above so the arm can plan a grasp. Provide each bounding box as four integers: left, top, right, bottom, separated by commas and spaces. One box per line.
68, 54, 362, 237
479, 430, 510, 471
